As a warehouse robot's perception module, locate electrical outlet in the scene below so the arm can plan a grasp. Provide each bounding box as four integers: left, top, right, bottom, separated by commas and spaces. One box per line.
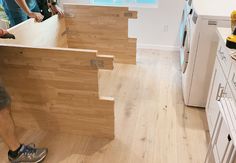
164, 25, 168, 32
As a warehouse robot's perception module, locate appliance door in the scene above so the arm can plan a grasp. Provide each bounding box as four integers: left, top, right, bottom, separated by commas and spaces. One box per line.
188, 0, 192, 6
179, 1, 191, 46
180, 27, 189, 73
179, 4, 187, 44
181, 9, 198, 106
180, 14, 191, 73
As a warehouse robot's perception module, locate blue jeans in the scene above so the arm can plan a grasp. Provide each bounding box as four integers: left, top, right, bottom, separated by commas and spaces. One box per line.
4, 4, 40, 27
0, 81, 11, 110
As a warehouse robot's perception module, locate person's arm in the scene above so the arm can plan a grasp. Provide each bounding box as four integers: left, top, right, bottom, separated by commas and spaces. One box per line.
47, 0, 64, 17
15, 0, 44, 22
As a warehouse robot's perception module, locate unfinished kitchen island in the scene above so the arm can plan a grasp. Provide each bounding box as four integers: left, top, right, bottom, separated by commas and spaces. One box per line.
0, 4, 137, 141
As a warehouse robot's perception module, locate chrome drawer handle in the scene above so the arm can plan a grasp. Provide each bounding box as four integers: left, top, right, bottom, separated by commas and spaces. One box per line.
216, 83, 225, 101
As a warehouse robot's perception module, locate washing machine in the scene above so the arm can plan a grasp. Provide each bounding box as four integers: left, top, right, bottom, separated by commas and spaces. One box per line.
179, 0, 192, 48
181, 0, 234, 107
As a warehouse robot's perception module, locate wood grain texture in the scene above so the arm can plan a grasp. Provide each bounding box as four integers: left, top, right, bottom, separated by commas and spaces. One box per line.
0, 45, 114, 138
0, 15, 68, 48
64, 4, 137, 64
0, 50, 210, 163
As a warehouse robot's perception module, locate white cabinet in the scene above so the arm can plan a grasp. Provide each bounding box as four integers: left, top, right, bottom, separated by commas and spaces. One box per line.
206, 58, 227, 136
205, 28, 236, 163
207, 39, 232, 136
206, 58, 231, 163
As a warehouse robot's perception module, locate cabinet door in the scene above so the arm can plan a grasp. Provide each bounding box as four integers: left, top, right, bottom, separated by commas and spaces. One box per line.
214, 118, 230, 163
206, 58, 227, 135
220, 83, 236, 163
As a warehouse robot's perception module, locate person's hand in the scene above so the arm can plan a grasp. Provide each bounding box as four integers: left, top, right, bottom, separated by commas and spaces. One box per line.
28, 12, 44, 22
50, 5, 64, 18
0, 29, 15, 39
0, 29, 8, 37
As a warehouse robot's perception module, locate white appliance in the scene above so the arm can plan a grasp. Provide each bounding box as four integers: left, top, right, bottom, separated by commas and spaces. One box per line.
181, 0, 235, 107
179, 0, 192, 48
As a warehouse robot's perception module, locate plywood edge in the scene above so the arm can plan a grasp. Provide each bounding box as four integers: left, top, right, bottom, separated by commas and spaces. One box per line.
124, 11, 138, 19
96, 55, 114, 70
63, 4, 137, 19
0, 45, 114, 71
128, 38, 137, 42
0, 44, 98, 54
97, 96, 115, 139
63, 3, 128, 9
100, 96, 114, 101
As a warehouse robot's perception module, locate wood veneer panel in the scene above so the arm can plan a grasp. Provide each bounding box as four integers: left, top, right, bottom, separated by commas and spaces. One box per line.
64, 4, 137, 64
0, 16, 68, 48
0, 45, 114, 138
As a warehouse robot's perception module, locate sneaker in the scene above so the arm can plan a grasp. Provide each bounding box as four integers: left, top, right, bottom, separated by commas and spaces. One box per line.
8, 144, 48, 163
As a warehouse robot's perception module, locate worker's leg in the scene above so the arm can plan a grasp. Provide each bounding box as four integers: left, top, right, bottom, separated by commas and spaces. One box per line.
0, 82, 48, 162
0, 107, 20, 151
0, 86, 20, 151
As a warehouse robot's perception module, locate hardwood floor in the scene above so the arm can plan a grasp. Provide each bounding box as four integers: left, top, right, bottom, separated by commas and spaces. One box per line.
0, 49, 209, 163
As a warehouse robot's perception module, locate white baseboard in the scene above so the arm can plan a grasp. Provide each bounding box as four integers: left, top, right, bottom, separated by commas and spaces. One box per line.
137, 43, 180, 52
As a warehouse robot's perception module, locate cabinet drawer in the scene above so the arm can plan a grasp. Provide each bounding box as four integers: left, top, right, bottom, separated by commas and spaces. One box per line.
217, 42, 232, 77
207, 59, 227, 135
219, 83, 236, 162
220, 84, 236, 136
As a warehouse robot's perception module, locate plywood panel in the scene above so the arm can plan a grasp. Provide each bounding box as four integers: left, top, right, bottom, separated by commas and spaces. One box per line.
0, 45, 114, 138
0, 15, 68, 48
64, 4, 137, 64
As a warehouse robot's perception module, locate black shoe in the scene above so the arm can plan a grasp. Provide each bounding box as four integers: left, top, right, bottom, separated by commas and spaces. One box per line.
8, 144, 48, 163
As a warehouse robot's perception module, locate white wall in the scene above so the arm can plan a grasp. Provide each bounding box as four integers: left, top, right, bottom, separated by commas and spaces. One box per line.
129, 0, 185, 50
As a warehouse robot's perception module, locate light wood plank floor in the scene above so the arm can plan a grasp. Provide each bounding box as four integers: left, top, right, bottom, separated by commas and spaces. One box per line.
0, 49, 209, 163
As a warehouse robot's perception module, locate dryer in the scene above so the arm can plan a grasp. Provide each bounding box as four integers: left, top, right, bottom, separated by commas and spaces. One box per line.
179, 0, 192, 49
181, 0, 234, 107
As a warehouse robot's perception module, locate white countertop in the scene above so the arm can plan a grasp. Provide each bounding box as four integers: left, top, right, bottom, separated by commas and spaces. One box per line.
217, 27, 236, 55
192, 0, 236, 20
